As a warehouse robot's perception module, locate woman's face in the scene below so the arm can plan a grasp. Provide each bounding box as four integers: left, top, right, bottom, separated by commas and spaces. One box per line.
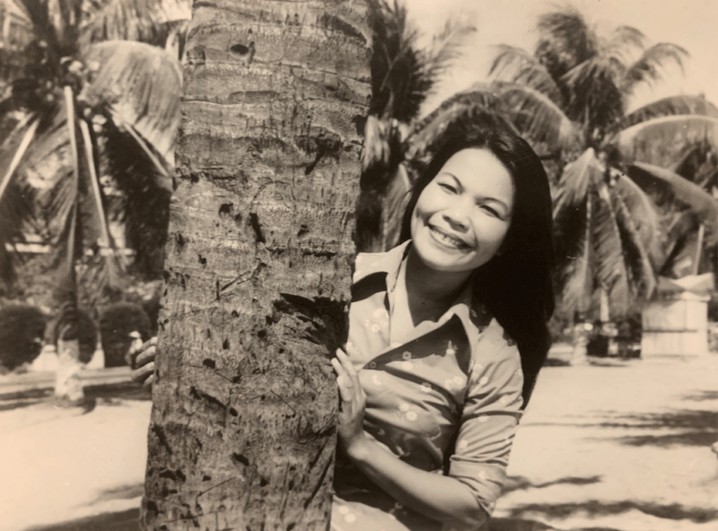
410, 148, 515, 273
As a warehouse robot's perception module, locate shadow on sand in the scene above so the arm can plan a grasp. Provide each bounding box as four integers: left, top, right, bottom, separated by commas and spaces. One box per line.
0, 381, 150, 412
504, 475, 602, 494
26, 509, 139, 531
504, 500, 718, 523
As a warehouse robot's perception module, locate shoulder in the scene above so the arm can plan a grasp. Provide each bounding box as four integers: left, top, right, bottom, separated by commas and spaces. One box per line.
470, 317, 521, 376
353, 242, 409, 282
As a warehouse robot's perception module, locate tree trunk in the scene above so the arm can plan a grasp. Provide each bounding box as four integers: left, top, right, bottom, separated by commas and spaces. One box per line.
570, 321, 591, 366
55, 339, 84, 401
141, 1, 369, 530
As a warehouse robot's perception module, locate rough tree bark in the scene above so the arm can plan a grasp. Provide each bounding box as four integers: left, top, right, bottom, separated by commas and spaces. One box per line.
141, 1, 370, 530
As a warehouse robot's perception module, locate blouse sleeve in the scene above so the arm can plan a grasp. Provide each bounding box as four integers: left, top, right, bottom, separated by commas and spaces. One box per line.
447, 319, 524, 520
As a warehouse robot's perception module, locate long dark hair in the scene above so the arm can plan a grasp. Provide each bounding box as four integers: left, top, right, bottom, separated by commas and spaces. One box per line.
399, 126, 555, 406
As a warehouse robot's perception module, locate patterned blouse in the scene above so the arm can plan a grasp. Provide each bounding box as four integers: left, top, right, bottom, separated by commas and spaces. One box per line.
332, 241, 524, 531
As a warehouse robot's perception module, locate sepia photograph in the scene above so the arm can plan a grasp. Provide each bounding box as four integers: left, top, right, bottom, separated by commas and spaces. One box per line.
0, 0, 716, 530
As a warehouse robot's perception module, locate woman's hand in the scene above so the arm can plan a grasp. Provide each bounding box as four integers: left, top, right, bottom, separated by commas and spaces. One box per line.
331, 348, 369, 458
130, 337, 157, 386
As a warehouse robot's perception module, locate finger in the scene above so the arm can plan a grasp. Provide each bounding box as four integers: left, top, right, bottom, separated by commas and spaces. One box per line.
336, 375, 353, 402
330, 357, 343, 376
331, 359, 354, 389
336, 349, 358, 378
134, 346, 156, 368
145, 337, 158, 347
131, 362, 155, 384
331, 359, 355, 401
144, 374, 154, 387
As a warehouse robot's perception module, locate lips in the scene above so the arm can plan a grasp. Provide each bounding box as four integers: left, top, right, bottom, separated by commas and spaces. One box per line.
428, 225, 471, 249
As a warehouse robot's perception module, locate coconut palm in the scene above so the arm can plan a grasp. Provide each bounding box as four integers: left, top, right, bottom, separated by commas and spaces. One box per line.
0, 0, 186, 400
356, 0, 474, 252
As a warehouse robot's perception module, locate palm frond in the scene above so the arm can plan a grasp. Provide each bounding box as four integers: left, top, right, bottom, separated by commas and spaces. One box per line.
535, 8, 598, 78
82, 40, 182, 159
627, 162, 718, 244
78, 118, 111, 247
418, 16, 475, 100
611, 169, 662, 262
607, 25, 646, 52
593, 181, 630, 316
367, 0, 421, 121
404, 86, 516, 164
621, 95, 718, 131
553, 148, 602, 214
616, 114, 718, 169
379, 162, 411, 250
658, 210, 700, 275
611, 189, 656, 301
556, 190, 593, 318
11, 0, 62, 54
596, 26, 645, 84
489, 44, 563, 103
109, 106, 173, 191
0, 178, 36, 284
367, 0, 472, 123
560, 56, 624, 131
79, 0, 190, 49
0, 115, 41, 202
100, 119, 170, 278
491, 81, 579, 152
0, 113, 40, 283
622, 42, 689, 95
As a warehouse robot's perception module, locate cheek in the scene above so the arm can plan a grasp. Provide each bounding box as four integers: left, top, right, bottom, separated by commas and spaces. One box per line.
472, 217, 511, 251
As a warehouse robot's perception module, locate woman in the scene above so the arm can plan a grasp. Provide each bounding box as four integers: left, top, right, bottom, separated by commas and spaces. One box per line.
133, 125, 555, 531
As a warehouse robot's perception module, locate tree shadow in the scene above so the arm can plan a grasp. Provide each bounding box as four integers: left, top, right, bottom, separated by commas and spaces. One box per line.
0, 381, 150, 411
681, 390, 718, 402
488, 517, 558, 531
503, 475, 602, 494
91, 483, 144, 504
25, 508, 139, 531
528, 409, 717, 448
594, 409, 717, 448
505, 501, 718, 523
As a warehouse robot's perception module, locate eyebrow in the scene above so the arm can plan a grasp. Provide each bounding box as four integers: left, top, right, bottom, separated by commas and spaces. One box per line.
438, 171, 512, 211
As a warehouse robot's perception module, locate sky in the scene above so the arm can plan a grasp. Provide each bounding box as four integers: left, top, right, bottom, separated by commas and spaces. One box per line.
403, 0, 718, 117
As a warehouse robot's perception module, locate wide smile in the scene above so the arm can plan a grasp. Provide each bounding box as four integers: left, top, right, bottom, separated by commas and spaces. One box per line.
428, 225, 472, 250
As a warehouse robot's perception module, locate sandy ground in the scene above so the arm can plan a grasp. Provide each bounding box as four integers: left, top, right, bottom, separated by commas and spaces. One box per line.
0, 349, 716, 531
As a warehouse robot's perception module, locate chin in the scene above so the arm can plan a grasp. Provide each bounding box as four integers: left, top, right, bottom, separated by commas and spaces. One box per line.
417, 246, 476, 273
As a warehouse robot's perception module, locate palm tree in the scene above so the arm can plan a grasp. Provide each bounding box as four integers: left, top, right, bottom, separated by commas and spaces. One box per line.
141, 0, 369, 528
0, 0, 185, 398
400, 8, 718, 361
356, 0, 474, 252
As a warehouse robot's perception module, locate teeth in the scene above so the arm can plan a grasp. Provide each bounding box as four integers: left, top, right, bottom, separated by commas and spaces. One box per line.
431, 227, 465, 247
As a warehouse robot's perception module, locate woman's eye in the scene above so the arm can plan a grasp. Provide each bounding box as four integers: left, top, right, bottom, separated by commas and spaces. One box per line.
481, 205, 500, 217
439, 183, 456, 193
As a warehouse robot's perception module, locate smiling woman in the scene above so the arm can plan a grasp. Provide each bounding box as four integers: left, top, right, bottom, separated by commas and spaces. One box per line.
328, 124, 556, 530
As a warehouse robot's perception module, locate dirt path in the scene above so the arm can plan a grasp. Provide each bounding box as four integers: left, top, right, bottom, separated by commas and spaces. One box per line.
0, 352, 716, 531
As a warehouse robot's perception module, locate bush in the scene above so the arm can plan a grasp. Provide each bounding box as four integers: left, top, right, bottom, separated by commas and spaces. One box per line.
99, 302, 151, 367
0, 304, 47, 371
50, 309, 98, 364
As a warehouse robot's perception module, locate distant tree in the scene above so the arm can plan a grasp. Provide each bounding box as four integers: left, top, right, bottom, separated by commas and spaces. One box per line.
0, 0, 185, 401
357, 0, 474, 252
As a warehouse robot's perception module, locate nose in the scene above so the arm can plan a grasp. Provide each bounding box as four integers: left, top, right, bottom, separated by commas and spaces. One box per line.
442, 200, 471, 231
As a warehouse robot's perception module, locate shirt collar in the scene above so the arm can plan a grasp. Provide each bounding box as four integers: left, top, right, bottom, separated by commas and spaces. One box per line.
354, 241, 488, 350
